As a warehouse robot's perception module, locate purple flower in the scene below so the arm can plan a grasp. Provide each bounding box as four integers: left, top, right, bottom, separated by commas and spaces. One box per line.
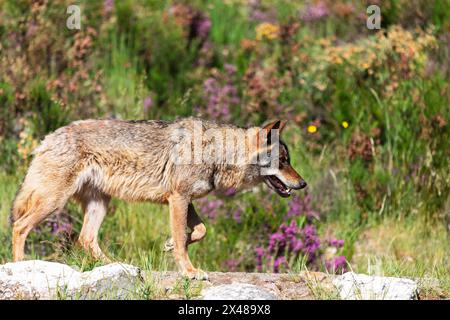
255, 247, 265, 272
273, 256, 288, 273
224, 63, 237, 75
191, 12, 211, 41
197, 19, 211, 40
195, 41, 213, 67
223, 84, 237, 95
268, 231, 285, 253
53, 222, 73, 235
247, 0, 277, 23
197, 198, 224, 220
203, 77, 216, 92
223, 258, 241, 271
35, 210, 73, 238
255, 247, 265, 257
255, 195, 348, 273
328, 238, 345, 248
301, 224, 321, 262
299, 1, 329, 22
200, 66, 240, 121
143, 97, 153, 113
326, 256, 347, 273
291, 238, 303, 252
263, 220, 322, 272
224, 188, 237, 197
287, 195, 320, 220
232, 208, 242, 224
103, 0, 114, 15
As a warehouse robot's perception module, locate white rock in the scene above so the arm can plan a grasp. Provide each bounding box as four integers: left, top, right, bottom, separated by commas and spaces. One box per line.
202, 283, 278, 300
333, 272, 418, 300
0, 260, 141, 300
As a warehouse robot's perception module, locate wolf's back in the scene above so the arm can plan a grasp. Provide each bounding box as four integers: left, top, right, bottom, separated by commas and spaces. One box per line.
11, 119, 175, 223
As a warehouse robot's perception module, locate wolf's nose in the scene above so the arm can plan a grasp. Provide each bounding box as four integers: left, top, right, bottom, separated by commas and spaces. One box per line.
299, 180, 307, 189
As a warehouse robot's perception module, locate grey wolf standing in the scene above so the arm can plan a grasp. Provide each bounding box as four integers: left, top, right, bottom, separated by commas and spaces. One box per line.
11, 118, 306, 279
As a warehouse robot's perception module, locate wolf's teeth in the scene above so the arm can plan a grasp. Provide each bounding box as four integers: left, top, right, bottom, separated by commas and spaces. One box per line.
286, 188, 291, 192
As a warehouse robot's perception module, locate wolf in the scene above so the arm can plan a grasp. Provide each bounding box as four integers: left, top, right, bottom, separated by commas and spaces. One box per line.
11, 117, 307, 279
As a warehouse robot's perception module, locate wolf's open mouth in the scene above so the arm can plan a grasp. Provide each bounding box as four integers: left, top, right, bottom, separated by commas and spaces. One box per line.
264, 175, 291, 198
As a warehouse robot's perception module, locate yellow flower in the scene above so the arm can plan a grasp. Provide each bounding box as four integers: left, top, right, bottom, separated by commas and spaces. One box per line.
361, 62, 370, 70
342, 121, 349, 128
256, 23, 279, 41
307, 125, 317, 133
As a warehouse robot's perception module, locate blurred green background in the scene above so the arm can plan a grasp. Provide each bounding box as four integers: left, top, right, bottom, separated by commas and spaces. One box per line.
0, 0, 448, 298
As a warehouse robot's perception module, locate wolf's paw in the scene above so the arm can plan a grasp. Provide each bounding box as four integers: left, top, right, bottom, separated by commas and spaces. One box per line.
163, 238, 174, 252
182, 268, 209, 281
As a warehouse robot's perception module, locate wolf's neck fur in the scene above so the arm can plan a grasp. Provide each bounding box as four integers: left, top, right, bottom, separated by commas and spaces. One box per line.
213, 163, 262, 192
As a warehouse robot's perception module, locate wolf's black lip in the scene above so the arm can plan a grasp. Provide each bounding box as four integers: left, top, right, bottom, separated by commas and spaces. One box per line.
264, 175, 291, 198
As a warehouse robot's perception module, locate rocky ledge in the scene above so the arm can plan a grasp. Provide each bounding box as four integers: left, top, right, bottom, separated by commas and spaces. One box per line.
0, 260, 422, 300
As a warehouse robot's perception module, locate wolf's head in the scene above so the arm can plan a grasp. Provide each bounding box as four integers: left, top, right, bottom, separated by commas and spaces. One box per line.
256, 120, 307, 198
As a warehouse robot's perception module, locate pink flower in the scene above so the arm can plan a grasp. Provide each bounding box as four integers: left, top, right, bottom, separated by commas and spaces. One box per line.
143, 97, 153, 113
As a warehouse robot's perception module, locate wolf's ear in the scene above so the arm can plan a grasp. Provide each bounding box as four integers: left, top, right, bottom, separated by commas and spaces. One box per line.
278, 120, 287, 134
262, 120, 287, 133
262, 120, 281, 133
259, 120, 283, 148
262, 120, 287, 140
251, 120, 286, 154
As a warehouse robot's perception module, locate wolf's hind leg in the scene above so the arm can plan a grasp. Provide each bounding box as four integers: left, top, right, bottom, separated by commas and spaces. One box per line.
77, 191, 110, 262
164, 203, 206, 251
13, 195, 69, 261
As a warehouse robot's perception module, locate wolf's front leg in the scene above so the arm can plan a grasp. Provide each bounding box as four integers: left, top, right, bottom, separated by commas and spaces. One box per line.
168, 193, 208, 280
164, 203, 206, 251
